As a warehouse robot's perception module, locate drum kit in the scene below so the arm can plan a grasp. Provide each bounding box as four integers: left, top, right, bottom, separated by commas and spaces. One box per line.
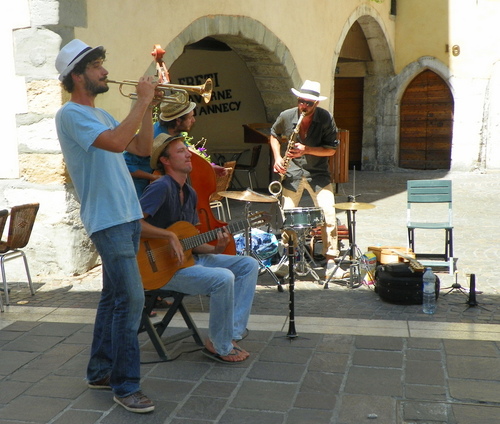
218, 186, 376, 341
217, 188, 376, 289
276, 207, 324, 284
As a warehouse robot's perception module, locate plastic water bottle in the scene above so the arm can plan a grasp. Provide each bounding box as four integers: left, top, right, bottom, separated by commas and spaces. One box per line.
422, 267, 436, 314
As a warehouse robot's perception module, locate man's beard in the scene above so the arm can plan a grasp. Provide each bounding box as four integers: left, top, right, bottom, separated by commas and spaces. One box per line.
84, 75, 109, 95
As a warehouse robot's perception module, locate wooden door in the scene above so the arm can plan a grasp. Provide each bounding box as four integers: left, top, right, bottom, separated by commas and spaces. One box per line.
399, 70, 454, 169
334, 77, 364, 169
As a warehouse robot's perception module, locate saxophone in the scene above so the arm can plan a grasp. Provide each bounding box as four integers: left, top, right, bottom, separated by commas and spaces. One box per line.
268, 111, 306, 196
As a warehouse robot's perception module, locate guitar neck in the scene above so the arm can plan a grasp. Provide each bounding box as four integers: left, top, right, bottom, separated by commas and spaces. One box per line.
181, 220, 248, 251
390, 250, 412, 262
389, 249, 424, 272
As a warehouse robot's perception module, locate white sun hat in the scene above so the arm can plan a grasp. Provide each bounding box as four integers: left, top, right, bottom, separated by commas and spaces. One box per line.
56, 39, 103, 81
291, 80, 327, 101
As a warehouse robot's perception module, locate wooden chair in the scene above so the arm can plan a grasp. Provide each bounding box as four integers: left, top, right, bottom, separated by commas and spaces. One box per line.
139, 289, 203, 361
0, 209, 8, 240
0, 209, 9, 312
407, 180, 455, 274
210, 161, 236, 221
0, 203, 39, 306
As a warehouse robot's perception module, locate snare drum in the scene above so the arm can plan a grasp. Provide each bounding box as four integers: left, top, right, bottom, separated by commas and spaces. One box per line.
283, 207, 325, 229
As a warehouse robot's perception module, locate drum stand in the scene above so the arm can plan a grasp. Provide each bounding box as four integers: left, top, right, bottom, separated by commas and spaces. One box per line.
273, 226, 323, 285
242, 202, 284, 292
324, 209, 360, 289
324, 198, 375, 289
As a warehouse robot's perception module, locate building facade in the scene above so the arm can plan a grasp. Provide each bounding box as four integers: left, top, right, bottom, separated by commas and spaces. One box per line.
2, 0, 499, 276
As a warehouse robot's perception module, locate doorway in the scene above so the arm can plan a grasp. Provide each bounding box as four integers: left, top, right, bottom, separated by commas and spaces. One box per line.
399, 70, 454, 170
334, 77, 364, 169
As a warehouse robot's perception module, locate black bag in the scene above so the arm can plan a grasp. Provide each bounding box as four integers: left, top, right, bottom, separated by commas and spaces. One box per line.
374, 263, 440, 305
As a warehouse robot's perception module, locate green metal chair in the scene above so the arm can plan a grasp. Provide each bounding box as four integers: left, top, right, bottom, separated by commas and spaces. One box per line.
407, 180, 455, 274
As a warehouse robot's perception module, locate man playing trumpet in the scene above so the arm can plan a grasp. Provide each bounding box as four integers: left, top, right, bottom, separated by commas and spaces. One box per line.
269, 80, 339, 271
55, 39, 157, 414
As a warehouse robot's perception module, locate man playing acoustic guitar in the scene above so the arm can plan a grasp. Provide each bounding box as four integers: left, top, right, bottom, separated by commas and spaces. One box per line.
139, 134, 259, 363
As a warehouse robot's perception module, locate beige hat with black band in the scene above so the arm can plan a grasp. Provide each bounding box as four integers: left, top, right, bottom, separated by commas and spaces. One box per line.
291, 80, 327, 101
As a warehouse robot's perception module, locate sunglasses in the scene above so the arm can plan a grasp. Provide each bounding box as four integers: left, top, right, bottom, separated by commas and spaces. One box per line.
298, 99, 315, 107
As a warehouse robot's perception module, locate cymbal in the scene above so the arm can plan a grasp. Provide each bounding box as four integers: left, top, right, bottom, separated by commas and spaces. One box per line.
218, 189, 278, 203
335, 202, 376, 211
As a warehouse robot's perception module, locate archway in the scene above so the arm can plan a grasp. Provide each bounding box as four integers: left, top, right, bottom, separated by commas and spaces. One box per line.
153, 16, 301, 189
332, 10, 394, 170
156, 16, 300, 124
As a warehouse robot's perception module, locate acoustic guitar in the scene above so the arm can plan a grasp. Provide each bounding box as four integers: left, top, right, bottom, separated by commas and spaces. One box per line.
138, 212, 268, 290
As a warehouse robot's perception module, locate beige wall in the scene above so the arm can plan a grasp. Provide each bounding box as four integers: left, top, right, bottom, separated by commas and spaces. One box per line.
394, 0, 450, 74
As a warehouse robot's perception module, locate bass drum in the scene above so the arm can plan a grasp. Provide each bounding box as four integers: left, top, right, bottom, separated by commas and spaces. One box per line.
283, 207, 325, 229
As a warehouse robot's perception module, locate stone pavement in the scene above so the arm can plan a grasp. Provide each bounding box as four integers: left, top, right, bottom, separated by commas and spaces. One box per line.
1, 170, 500, 423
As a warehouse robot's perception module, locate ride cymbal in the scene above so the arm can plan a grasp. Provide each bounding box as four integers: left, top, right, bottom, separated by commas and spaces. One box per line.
218, 189, 278, 203
335, 202, 376, 211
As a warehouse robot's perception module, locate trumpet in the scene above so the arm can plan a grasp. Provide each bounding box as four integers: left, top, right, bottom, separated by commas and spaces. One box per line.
268, 111, 306, 197
107, 78, 213, 104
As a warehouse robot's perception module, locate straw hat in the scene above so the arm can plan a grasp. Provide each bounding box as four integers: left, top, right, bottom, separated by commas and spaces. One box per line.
158, 98, 196, 122
291, 80, 327, 101
56, 39, 103, 81
150, 134, 185, 169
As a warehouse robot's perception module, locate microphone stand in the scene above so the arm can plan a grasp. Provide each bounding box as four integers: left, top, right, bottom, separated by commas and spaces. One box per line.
466, 274, 478, 307
464, 273, 489, 311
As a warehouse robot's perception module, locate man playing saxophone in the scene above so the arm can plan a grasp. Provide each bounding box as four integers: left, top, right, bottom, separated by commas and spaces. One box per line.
269, 80, 340, 272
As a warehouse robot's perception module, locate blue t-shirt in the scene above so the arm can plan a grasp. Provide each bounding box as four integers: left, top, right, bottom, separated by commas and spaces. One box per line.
123, 151, 152, 197
55, 102, 143, 236
153, 121, 168, 138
